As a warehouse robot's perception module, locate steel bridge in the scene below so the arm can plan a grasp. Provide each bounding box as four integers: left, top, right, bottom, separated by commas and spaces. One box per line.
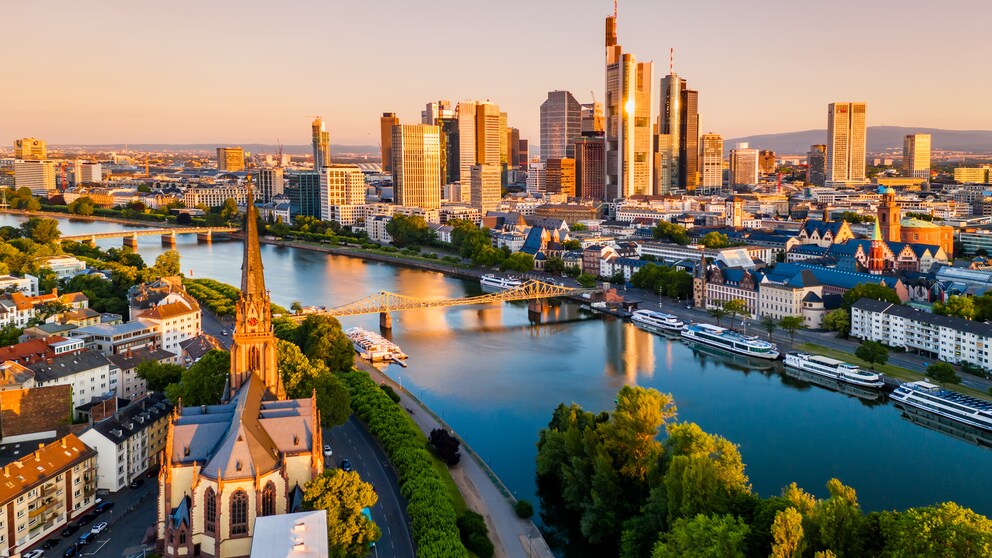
59, 227, 239, 248
297, 279, 595, 328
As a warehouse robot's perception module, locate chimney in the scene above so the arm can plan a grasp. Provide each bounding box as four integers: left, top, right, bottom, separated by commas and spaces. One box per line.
61, 437, 67, 448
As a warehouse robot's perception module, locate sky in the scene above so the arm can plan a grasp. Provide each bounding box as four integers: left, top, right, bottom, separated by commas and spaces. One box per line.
4, 0, 991, 147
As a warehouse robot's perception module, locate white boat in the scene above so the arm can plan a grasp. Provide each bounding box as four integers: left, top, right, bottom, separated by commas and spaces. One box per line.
345, 327, 408, 362
784, 352, 885, 388
890, 381, 992, 432
784, 367, 882, 402
480, 274, 523, 290
680, 323, 779, 360
631, 309, 685, 334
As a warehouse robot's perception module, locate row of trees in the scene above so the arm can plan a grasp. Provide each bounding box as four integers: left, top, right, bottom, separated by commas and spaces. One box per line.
630, 264, 693, 299
933, 294, 992, 322
182, 277, 289, 317
537, 385, 992, 557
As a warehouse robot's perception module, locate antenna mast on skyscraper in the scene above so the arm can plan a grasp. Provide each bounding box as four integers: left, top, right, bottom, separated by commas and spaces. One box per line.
614, 0, 617, 18
670, 48, 674, 73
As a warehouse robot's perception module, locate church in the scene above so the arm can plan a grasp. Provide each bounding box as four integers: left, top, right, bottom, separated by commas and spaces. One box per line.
156, 190, 322, 558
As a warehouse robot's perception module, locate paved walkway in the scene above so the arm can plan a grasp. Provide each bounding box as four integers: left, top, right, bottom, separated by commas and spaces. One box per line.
357, 361, 553, 558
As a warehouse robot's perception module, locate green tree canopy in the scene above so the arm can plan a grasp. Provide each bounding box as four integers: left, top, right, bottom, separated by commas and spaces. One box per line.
303, 469, 380, 558
68, 196, 95, 216
136, 360, 184, 392
842, 283, 900, 310
823, 308, 850, 337
770, 507, 806, 558
927, 362, 961, 385
879, 502, 992, 558
165, 349, 229, 406
543, 256, 566, 276
855, 340, 889, 370
501, 252, 534, 273
778, 315, 807, 345
152, 249, 181, 277
934, 295, 977, 320
292, 314, 354, 373
699, 231, 731, 249
385, 214, 429, 247
629, 264, 694, 299
277, 339, 351, 426
20, 217, 61, 244
651, 513, 749, 558
653, 221, 690, 245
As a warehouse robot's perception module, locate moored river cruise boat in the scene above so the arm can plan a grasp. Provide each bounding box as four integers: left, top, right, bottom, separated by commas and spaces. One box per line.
680, 323, 779, 360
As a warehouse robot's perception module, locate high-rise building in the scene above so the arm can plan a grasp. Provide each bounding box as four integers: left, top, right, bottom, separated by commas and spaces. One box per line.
507, 127, 521, 168
658, 73, 700, 192
423, 101, 458, 184
72, 161, 102, 185
518, 139, 529, 166
456, 102, 477, 183
470, 164, 502, 215
653, 132, 676, 195
729, 143, 759, 187
319, 164, 366, 224
545, 158, 576, 196
540, 91, 582, 160
526, 161, 545, 195
216, 147, 245, 172
903, 133, 931, 179
575, 137, 606, 200
475, 101, 502, 167
422, 101, 454, 125
256, 167, 284, 202
14, 137, 46, 160
807, 145, 827, 186
826, 102, 868, 186
286, 172, 321, 218
581, 103, 605, 136
379, 112, 399, 173
699, 133, 724, 193
605, 14, 653, 198
312, 117, 331, 170
759, 150, 776, 175
392, 124, 441, 211
14, 159, 56, 195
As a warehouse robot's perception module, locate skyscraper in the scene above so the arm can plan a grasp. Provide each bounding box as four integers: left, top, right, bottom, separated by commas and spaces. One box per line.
14, 137, 46, 160
807, 145, 827, 186
540, 91, 582, 161
256, 167, 284, 202
826, 102, 868, 186
392, 124, 441, 211
423, 101, 458, 184
319, 164, 367, 224
658, 73, 699, 192
759, 150, 776, 175
216, 147, 245, 172
456, 102, 477, 183
575, 137, 606, 200
902, 133, 931, 179
730, 143, 759, 187
507, 127, 521, 168
470, 164, 501, 215
475, 101, 502, 167
14, 159, 55, 195
545, 158, 576, 196
379, 112, 399, 173
581, 103, 605, 136
605, 13, 653, 199
699, 133, 724, 193
312, 117, 331, 170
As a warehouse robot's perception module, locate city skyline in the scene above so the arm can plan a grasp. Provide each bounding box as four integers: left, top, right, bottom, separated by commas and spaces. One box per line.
4, 0, 991, 146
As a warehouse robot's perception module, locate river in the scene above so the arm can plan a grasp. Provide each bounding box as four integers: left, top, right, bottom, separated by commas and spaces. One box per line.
11, 214, 992, 517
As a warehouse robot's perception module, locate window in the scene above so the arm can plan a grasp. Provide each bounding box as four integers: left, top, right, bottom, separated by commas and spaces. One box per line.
204, 488, 216, 534
230, 490, 248, 535
261, 482, 276, 517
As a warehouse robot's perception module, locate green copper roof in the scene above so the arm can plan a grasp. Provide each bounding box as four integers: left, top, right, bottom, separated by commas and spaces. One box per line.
900, 218, 942, 229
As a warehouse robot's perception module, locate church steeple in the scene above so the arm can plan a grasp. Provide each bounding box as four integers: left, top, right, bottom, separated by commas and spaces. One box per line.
230, 176, 284, 400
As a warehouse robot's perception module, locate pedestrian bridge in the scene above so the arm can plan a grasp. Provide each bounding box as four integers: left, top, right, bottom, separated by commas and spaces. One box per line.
59, 227, 239, 248
296, 279, 596, 328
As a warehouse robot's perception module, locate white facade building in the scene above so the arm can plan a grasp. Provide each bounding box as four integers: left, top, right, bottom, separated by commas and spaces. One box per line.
28, 350, 117, 413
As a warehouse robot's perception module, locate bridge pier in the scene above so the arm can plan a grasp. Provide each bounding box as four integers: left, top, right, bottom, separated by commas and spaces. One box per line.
123, 235, 139, 250
161, 232, 176, 247
379, 312, 392, 330
83, 236, 96, 247
197, 231, 212, 243
527, 300, 546, 314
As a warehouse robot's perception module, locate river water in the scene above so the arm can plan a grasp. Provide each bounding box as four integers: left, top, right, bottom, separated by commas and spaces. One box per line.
12, 214, 992, 516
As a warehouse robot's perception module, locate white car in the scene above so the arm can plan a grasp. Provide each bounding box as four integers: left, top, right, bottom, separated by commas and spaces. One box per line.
91, 522, 108, 535
23, 550, 45, 558
323, 445, 333, 458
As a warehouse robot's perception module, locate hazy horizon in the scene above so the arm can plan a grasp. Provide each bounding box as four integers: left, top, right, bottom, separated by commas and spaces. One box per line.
5, 0, 990, 146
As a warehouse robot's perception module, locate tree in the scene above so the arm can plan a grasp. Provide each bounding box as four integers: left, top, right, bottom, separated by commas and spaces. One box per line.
707, 306, 729, 326
293, 315, 355, 373
823, 309, 850, 338
385, 214, 429, 247
544, 256, 566, 276
770, 507, 806, 558
855, 340, 889, 370
290, 300, 303, 315
571, 223, 588, 232
165, 349, 229, 405
651, 514, 749, 558
807, 479, 865, 556
0, 325, 23, 346
760, 316, 779, 340
927, 362, 961, 384
778, 316, 807, 345
277, 339, 351, 426
136, 360, 184, 392
152, 250, 181, 277
501, 252, 534, 273
934, 295, 977, 320
563, 239, 582, 250
457, 511, 494, 558
662, 422, 750, 522
653, 221, 690, 245
722, 299, 750, 327
20, 218, 61, 244
878, 502, 992, 557
303, 469, 380, 558
428, 428, 461, 466
220, 198, 239, 220
577, 273, 597, 288
700, 231, 731, 249
68, 196, 95, 216
841, 283, 900, 310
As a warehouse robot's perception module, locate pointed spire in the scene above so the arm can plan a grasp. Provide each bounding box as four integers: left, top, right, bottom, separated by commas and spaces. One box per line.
872, 219, 883, 242
241, 177, 266, 297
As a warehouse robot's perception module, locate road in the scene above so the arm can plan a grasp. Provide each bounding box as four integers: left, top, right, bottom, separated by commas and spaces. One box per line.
324, 417, 415, 558
21, 476, 158, 558
200, 309, 232, 349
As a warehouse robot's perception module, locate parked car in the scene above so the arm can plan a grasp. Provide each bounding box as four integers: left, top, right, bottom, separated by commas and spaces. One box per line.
90, 522, 108, 535
77, 532, 94, 546
94, 501, 114, 514
323, 445, 333, 458
77, 513, 95, 526
340, 459, 353, 472
63, 545, 78, 558
42, 538, 61, 549
130, 478, 144, 488
22, 550, 45, 558
60, 523, 80, 537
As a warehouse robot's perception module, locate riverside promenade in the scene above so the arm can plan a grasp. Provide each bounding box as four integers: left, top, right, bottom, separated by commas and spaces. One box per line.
355, 360, 554, 558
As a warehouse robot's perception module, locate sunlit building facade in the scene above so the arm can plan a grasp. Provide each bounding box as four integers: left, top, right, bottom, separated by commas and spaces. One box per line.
540, 91, 582, 161
392, 124, 441, 211
699, 133, 724, 193
902, 133, 931, 179
826, 102, 867, 186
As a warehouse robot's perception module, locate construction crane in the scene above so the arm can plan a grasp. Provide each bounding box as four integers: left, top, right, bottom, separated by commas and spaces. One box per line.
144, 154, 150, 178
275, 138, 284, 167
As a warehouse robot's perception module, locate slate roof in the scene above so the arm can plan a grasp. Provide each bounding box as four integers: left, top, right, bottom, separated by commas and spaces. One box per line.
766, 263, 901, 290
520, 227, 545, 255
106, 348, 176, 371
28, 349, 112, 382
87, 392, 171, 445
178, 334, 223, 361
852, 297, 992, 338
802, 220, 847, 237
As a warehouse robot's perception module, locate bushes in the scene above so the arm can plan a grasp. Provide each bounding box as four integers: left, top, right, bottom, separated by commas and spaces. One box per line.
457, 511, 495, 558
343, 370, 470, 558
183, 278, 288, 316
428, 428, 461, 466
514, 499, 534, 519
379, 383, 401, 403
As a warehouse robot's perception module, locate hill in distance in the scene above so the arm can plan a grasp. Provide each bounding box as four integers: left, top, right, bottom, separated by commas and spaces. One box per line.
727, 126, 992, 154
51, 144, 380, 155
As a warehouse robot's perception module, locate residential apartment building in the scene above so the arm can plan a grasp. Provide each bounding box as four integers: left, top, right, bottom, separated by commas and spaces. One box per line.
255, 167, 284, 202
14, 159, 56, 195
0, 435, 97, 557
699, 133, 724, 193
79, 393, 171, 492
319, 164, 367, 225
851, 298, 992, 369
107, 348, 175, 398
183, 186, 249, 208
28, 350, 116, 412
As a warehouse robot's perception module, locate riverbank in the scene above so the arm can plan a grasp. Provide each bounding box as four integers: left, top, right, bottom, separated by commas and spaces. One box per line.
355, 359, 553, 558
0, 208, 171, 228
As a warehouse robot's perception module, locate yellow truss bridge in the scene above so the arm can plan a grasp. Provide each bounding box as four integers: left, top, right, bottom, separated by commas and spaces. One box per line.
59, 227, 239, 248
298, 279, 596, 327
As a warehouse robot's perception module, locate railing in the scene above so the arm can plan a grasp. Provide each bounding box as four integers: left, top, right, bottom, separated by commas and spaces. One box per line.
59, 226, 239, 242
